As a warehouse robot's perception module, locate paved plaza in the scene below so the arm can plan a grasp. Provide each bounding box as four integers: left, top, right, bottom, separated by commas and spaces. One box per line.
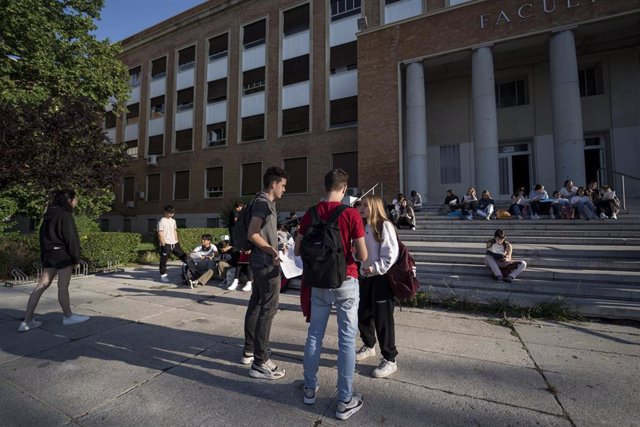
1, 265, 639, 426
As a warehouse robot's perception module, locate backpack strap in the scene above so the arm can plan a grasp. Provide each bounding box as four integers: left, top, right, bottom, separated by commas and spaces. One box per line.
309, 205, 320, 226
328, 204, 348, 225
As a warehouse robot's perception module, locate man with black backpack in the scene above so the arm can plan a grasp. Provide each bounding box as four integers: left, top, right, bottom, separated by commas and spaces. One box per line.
241, 166, 289, 380
295, 169, 368, 421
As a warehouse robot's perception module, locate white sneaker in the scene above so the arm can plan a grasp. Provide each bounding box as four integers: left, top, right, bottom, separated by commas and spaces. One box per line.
532, 214, 540, 220
355, 345, 376, 362
599, 212, 607, 220
241, 352, 254, 365
63, 314, 90, 326
242, 281, 252, 292
18, 319, 41, 332
372, 359, 397, 378
335, 392, 364, 420
160, 274, 170, 283
227, 279, 239, 290
611, 213, 618, 220
549, 213, 556, 219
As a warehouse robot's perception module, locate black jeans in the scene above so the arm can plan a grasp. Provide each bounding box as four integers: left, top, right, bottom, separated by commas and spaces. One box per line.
159, 243, 187, 275
244, 265, 281, 365
358, 274, 398, 362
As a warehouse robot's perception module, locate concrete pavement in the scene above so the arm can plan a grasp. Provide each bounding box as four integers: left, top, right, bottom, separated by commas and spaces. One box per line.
1, 265, 639, 426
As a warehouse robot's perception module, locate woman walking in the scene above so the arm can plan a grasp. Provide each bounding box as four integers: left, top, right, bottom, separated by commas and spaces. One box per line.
355, 195, 400, 378
18, 189, 90, 332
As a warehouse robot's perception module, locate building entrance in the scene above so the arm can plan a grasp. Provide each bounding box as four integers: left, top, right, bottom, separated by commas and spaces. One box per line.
584, 135, 605, 185
498, 143, 531, 196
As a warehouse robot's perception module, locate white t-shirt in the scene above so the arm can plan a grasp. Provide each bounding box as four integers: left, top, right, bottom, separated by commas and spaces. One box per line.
158, 217, 178, 244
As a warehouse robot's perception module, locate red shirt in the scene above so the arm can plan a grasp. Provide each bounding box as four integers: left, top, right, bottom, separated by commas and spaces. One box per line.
298, 201, 365, 280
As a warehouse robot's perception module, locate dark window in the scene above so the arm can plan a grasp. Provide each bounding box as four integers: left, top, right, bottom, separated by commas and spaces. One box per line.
331, 152, 358, 187
385, 0, 403, 4
176, 88, 194, 111
148, 135, 164, 155
283, 55, 309, 86
174, 170, 190, 200
129, 66, 141, 86
206, 167, 224, 198
206, 122, 227, 147
242, 162, 262, 196
150, 95, 165, 118
284, 4, 309, 36
151, 57, 166, 80
243, 19, 266, 47
123, 177, 135, 202
207, 78, 227, 103
330, 96, 358, 127
178, 45, 195, 70
242, 115, 264, 141
105, 111, 117, 129
126, 139, 138, 157
175, 218, 186, 228
330, 42, 357, 72
243, 67, 265, 94
209, 33, 229, 59
175, 129, 192, 152
147, 174, 161, 201
495, 79, 528, 108
330, 0, 361, 21
579, 65, 603, 97
207, 218, 220, 228
282, 106, 309, 135
283, 157, 307, 193
126, 103, 139, 124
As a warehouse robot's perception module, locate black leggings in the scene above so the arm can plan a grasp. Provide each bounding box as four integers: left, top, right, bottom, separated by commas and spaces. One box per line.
358, 274, 398, 362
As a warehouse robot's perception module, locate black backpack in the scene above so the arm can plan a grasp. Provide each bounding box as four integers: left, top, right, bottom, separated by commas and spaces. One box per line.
300, 204, 348, 289
232, 194, 259, 251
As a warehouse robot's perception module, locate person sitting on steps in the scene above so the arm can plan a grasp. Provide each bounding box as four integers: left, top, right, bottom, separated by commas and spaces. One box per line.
485, 229, 527, 283
475, 190, 495, 220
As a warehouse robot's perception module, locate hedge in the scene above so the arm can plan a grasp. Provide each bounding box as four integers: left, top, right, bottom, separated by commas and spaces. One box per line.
167, 228, 229, 253
0, 234, 40, 279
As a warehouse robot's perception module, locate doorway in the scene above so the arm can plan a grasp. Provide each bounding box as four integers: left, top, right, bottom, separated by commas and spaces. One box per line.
584, 135, 605, 185
498, 143, 531, 196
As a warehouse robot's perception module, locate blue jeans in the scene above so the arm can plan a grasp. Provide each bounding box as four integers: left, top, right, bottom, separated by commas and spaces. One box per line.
303, 277, 359, 402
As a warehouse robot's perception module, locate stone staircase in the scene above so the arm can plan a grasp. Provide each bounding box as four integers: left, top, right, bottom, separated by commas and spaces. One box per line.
398, 206, 640, 321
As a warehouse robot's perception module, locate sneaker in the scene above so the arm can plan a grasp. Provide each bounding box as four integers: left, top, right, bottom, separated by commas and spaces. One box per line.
503, 276, 513, 283
410, 226, 416, 230
242, 281, 252, 292
160, 274, 170, 283
495, 276, 503, 282
355, 345, 376, 362
611, 213, 618, 220
303, 385, 319, 405
227, 278, 239, 290
532, 214, 540, 220
549, 213, 556, 219
63, 313, 90, 326
599, 212, 607, 220
18, 319, 41, 333
517, 215, 523, 220
249, 359, 286, 380
372, 359, 397, 378
336, 392, 364, 420
189, 279, 197, 289
240, 352, 254, 365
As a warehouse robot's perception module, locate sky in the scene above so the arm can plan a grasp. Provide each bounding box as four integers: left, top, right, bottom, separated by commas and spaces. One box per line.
93, 0, 206, 42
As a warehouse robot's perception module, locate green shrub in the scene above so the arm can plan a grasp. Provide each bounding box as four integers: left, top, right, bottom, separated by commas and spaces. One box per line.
0, 234, 40, 278
137, 250, 160, 265
80, 232, 141, 268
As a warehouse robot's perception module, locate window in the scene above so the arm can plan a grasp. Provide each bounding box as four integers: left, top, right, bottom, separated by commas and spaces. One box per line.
283, 55, 309, 86
126, 140, 138, 157
207, 78, 227, 103
174, 170, 190, 200
129, 66, 141, 87
207, 218, 220, 228
147, 218, 157, 232
123, 218, 132, 232
579, 65, 603, 97
209, 33, 228, 60
330, 0, 361, 21
176, 88, 194, 111
105, 111, 117, 129
206, 167, 224, 198
175, 218, 186, 228
330, 42, 357, 73
175, 129, 192, 152
282, 106, 309, 135
150, 96, 165, 118
147, 174, 160, 201
243, 67, 265, 94
148, 135, 164, 155
206, 123, 226, 147
330, 96, 358, 127
151, 57, 166, 80
126, 103, 139, 125
242, 114, 264, 141
100, 219, 110, 232
242, 162, 262, 195
123, 177, 135, 202
243, 19, 266, 48
283, 157, 307, 193
178, 45, 195, 71
495, 79, 528, 108
440, 145, 461, 184
332, 152, 358, 187
283, 4, 309, 36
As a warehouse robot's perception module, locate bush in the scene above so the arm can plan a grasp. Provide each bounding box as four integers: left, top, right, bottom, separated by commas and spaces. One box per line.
80, 232, 141, 268
0, 234, 40, 278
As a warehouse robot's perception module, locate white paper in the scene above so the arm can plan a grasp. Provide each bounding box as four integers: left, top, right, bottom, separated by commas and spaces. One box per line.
279, 239, 303, 279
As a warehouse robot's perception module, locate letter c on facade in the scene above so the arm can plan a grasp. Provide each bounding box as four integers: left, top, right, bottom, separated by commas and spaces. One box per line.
518, 4, 533, 19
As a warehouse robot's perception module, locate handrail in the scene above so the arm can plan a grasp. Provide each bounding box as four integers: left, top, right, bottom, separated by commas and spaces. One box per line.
354, 182, 383, 205
596, 168, 639, 211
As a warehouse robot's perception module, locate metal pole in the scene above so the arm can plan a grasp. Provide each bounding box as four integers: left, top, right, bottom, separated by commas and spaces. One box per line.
622, 175, 626, 211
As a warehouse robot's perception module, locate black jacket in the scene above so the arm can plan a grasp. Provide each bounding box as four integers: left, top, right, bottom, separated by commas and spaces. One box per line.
39, 206, 81, 264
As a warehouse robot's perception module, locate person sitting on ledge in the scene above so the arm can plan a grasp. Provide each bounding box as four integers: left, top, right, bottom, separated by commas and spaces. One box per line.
475, 190, 495, 220
485, 229, 527, 283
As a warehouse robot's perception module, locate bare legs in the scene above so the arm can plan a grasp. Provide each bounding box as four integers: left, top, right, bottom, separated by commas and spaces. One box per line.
24, 266, 73, 323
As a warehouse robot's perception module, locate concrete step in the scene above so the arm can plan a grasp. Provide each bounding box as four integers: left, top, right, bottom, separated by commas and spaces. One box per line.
402, 235, 640, 245
410, 219, 640, 229
402, 228, 640, 238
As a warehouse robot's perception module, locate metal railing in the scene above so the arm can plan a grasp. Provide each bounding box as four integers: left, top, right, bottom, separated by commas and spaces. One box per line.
354, 182, 383, 205
597, 169, 640, 211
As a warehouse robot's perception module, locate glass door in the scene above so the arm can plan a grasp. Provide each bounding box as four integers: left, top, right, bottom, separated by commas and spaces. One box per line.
498, 143, 531, 196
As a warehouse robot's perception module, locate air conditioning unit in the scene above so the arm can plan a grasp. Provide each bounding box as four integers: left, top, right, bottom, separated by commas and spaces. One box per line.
147, 155, 158, 166
126, 201, 135, 208
138, 191, 145, 200
357, 17, 368, 31
346, 187, 359, 197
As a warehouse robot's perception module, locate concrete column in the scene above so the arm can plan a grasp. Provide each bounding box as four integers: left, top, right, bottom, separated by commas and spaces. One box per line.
405, 61, 428, 200
549, 29, 585, 187
472, 45, 499, 194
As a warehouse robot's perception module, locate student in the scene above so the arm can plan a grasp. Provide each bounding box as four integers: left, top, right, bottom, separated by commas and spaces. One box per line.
228, 201, 244, 246
461, 187, 478, 220
528, 184, 550, 219
475, 190, 495, 220
443, 189, 460, 213
355, 195, 400, 379
158, 205, 188, 283
191, 233, 218, 273
242, 166, 289, 380
19, 189, 90, 332
295, 168, 367, 420
485, 229, 527, 282
395, 197, 416, 230
410, 190, 423, 212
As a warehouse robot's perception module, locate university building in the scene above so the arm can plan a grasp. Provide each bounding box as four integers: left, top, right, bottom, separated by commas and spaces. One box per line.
102, 0, 640, 232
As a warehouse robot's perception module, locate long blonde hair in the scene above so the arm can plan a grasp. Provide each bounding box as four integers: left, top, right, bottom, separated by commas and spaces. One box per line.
363, 195, 390, 242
